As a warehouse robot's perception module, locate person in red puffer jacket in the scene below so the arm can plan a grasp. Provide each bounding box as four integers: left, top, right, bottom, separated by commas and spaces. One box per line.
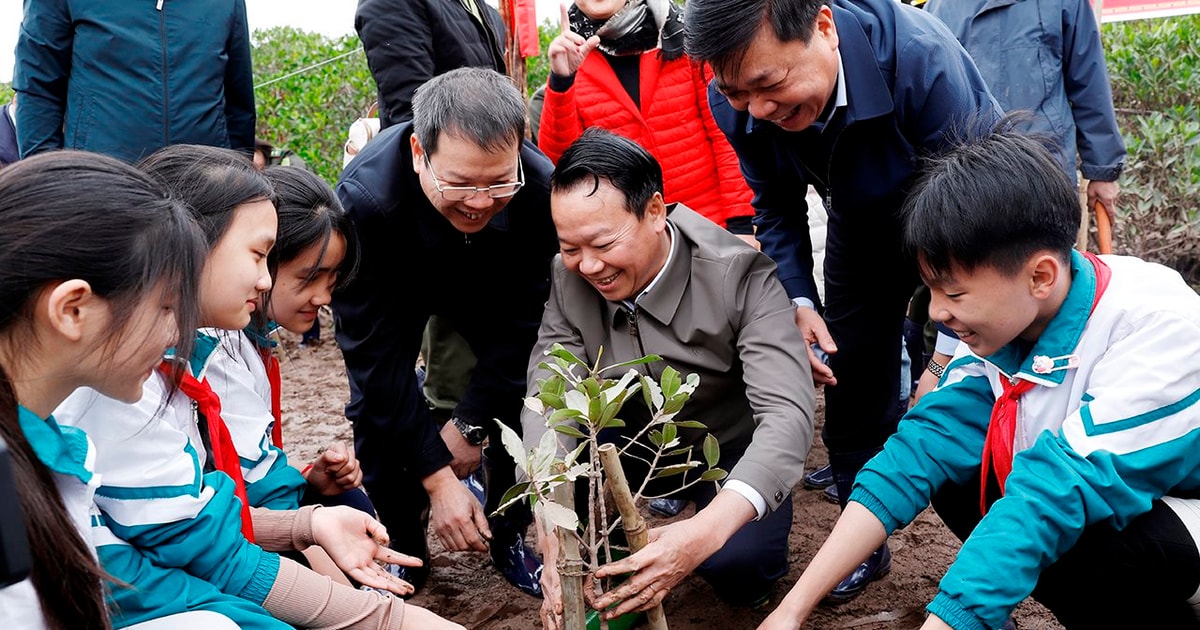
539, 0, 756, 243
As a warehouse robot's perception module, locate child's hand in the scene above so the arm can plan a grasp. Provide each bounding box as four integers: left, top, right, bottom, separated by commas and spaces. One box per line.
304, 441, 363, 496
309, 505, 419, 596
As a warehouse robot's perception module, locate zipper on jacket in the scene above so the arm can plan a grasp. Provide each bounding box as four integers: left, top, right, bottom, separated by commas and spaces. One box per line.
158, 2, 170, 145
626, 307, 655, 378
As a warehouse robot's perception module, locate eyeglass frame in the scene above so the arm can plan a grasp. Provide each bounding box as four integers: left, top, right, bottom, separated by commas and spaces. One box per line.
423, 154, 525, 201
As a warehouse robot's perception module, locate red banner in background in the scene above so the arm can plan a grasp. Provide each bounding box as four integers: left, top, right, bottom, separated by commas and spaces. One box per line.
1097, 0, 1200, 22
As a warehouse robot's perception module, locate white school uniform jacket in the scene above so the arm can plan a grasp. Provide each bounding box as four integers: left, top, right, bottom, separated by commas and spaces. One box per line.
202, 328, 305, 510
0, 407, 100, 627
53, 334, 284, 626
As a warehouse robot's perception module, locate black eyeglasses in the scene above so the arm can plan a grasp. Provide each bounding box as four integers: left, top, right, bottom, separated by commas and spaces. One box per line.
424, 155, 524, 201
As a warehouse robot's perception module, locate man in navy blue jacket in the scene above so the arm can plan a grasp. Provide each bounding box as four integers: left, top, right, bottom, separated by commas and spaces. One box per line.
334, 67, 554, 596
685, 0, 1000, 601
0, 97, 17, 168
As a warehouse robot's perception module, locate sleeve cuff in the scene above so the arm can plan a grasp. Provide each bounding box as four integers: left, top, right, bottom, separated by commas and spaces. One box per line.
722, 480, 768, 520
935, 330, 961, 356
791, 297, 815, 310
926, 591, 989, 630
548, 73, 576, 93
1081, 162, 1124, 183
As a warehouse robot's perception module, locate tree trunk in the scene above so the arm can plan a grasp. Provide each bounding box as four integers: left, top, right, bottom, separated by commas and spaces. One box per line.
598, 444, 669, 630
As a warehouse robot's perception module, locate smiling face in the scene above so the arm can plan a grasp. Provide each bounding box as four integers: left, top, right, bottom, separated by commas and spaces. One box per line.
713, 12, 840, 132
199, 199, 277, 330
411, 132, 521, 234
552, 179, 670, 302
266, 231, 347, 334
924, 258, 1054, 358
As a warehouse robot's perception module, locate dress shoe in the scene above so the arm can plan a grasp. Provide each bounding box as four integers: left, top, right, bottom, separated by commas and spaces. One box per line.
648, 497, 688, 517
491, 528, 544, 598
824, 543, 891, 604
803, 464, 835, 490
822, 484, 840, 504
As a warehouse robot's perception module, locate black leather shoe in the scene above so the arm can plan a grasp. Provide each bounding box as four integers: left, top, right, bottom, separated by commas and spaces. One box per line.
822, 484, 840, 504
803, 464, 835, 490
824, 543, 891, 604
648, 497, 688, 517
491, 529, 544, 598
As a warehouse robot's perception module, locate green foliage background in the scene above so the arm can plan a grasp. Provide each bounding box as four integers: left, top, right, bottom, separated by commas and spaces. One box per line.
251, 27, 376, 184
1102, 15, 1200, 282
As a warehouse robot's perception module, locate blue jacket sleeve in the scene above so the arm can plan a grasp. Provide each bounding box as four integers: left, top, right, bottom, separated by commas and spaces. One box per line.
102, 471, 281, 605
245, 449, 306, 511
1061, 0, 1125, 182
12, 0, 71, 157
850, 356, 996, 533
223, 0, 256, 152
99, 541, 289, 629
708, 82, 820, 305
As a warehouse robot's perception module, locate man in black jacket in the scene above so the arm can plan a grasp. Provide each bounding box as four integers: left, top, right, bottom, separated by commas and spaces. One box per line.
334, 68, 554, 597
355, 0, 507, 128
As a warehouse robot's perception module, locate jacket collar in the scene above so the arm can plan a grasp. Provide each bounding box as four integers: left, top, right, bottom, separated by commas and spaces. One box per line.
19, 406, 93, 484
984, 250, 1096, 387
607, 209, 692, 326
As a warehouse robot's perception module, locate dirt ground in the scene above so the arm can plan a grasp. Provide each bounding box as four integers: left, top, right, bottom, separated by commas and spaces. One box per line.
277, 321, 1064, 630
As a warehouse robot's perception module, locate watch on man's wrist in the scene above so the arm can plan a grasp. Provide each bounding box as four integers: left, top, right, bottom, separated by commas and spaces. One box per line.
451, 416, 488, 446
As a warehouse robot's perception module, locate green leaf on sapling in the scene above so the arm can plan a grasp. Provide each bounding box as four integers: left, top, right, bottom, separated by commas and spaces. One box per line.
649, 429, 664, 448
547, 343, 587, 368
597, 354, 663, 374
496, 419, 529, 474
703, 434, 720, 468
553, 424, 588, 439
651, 462, 699, 479
673, 421, 707, 429
564, 389, 590, 414
549, 408, 583, 423
661, 366, 681, 399
662, 422, 678, 446
524, 397, 546, 416
537, 499, 581, 532
493, 482, 532, 516
700, 468, 728, 482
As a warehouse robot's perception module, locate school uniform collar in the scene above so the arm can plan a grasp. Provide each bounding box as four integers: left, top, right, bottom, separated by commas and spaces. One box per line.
984, 250, 1097, 387
18, 405, 92, 484
188, 331, 222, 379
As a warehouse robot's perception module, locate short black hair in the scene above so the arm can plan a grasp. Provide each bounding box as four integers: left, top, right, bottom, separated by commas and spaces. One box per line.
903, 117, 1081, 281
412, 67, 526, 156
551, 128, 664, 219
685, 0, 827, 77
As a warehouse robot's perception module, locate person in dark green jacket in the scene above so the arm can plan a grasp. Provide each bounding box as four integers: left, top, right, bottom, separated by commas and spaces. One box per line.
14, 0, 256, 163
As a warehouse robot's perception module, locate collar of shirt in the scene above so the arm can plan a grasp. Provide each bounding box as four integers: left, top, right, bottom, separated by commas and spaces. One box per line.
18, 406, 93, 484
620, 220, 678, 312
814, 50, 848, 132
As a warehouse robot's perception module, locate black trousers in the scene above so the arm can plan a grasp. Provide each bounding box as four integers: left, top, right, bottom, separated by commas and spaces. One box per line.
821, 207, 920, 496
932, 477, 1200, 628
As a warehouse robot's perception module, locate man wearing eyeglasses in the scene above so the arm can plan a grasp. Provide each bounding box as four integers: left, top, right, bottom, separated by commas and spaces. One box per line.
333, 67, 557, 596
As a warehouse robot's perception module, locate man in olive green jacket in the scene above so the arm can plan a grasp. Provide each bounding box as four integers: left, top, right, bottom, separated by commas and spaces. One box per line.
522, 129, 815, 629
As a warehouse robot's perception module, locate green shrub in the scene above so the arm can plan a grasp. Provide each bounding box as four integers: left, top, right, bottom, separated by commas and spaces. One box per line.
525, 19, 557, 96
0, 83, 12, 104
251, 27, 376, 185
1101, 16, 1200, 282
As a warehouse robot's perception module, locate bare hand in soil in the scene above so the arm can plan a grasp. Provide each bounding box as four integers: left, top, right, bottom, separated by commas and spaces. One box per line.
310, 505, 420, 595
305, 441, 363, 495
440, 422, 483, 479
589, 519, 708, 619
425, 467, 491, 551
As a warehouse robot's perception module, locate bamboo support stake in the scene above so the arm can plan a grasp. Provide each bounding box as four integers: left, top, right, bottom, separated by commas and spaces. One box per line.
598, 443, 669, 630
551, 464, 588, 630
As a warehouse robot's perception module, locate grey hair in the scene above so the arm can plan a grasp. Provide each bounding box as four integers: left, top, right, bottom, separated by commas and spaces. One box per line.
411, 67, 527, 155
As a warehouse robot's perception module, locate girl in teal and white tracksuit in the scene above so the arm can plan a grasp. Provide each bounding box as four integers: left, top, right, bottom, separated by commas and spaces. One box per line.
204, 166, 368, 518
55, 145, 460, 630
0, 152, 227, 629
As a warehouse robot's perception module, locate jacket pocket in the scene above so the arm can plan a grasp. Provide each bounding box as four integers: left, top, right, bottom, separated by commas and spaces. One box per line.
65, 91, 96, 150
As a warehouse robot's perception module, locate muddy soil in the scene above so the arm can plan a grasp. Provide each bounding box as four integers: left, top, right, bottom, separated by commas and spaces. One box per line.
277, 322, 1063, 630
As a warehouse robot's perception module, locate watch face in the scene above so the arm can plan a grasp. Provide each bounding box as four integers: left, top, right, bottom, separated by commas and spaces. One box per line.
467, 427, 488, 444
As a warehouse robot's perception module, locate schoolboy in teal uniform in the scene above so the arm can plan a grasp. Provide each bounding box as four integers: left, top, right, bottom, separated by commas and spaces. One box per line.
759, 125, 1200, 630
